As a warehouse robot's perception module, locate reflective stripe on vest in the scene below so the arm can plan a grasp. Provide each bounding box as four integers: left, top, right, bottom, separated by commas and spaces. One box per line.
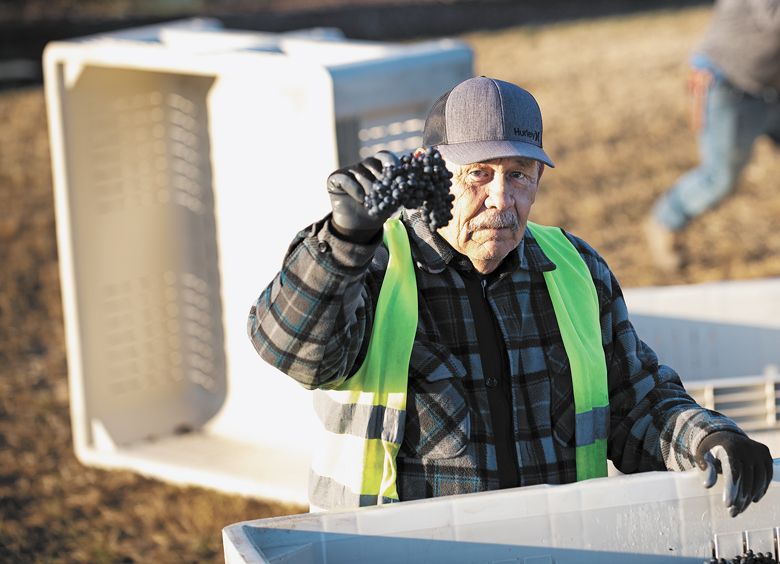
309, 218, 417, 510
527, 221, 609, 481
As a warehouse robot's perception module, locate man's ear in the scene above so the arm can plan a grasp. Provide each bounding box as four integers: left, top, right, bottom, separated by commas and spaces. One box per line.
537, 162, 545, 182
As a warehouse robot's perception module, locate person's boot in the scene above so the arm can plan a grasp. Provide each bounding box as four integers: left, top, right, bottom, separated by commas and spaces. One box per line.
643, 216, 681, 272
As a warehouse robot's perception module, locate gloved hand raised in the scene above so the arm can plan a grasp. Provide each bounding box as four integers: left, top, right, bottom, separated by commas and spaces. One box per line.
695, 431, 773, 517
327, 151, 400, 242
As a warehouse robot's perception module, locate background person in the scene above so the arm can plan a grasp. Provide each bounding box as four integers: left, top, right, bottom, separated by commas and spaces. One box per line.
248, 76, 773, 515
645, 0, 780, 271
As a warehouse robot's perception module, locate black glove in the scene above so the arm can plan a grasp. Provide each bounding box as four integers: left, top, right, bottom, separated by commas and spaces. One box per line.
326, 151, 399, 242
695, 431, 773, 517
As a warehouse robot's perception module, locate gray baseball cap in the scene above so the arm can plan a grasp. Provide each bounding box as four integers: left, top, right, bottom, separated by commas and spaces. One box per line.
423, 76, 555, 168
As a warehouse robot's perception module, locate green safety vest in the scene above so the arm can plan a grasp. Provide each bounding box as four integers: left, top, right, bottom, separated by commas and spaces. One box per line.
309, 218, 608, 511
527, 221, 609, 481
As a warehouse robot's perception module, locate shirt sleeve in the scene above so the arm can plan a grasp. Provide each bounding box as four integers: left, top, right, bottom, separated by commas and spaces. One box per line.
247, 215, 386, 390
689, 52, 724, 79
565, 233, 745, 474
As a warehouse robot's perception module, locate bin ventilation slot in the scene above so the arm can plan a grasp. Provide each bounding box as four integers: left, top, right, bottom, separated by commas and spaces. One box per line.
102, 273, 181, 395
179, 272, 219, 391
336, 106, 427, 165
167, 93, 209, 214
687, 377, 780, 431
357, 114, 425, 159
712, 527, 780, 561
88, 89, 209, 216
100, 271, 218, 394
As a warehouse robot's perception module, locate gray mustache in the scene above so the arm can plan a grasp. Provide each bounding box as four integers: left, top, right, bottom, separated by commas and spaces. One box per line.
468, 211, 520, 232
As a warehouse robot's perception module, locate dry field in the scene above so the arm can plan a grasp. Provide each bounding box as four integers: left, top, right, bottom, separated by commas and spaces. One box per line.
2, 4, 780, 563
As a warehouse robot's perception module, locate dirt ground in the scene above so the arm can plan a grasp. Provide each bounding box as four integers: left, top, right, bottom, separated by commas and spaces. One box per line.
2, 4, 780, 563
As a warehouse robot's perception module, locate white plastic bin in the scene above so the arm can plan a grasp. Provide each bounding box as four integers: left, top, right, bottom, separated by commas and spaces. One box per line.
623, 278, 780, 454
223, 460, 780, 563
44, 18, 473, 505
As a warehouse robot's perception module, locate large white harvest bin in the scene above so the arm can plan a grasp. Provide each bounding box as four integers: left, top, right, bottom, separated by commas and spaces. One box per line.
44, 18, 473, 505
223, 460, 780, 563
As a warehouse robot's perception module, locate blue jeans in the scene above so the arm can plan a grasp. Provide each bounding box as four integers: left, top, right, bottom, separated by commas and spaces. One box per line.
653, 77, 780, 230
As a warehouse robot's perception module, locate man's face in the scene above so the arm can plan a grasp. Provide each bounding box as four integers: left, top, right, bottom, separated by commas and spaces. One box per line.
437, 157, 542, 274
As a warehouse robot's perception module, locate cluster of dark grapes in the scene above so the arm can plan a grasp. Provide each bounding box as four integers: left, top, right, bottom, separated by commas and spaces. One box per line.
708, 550, 778, 563
363, 147, 455, 231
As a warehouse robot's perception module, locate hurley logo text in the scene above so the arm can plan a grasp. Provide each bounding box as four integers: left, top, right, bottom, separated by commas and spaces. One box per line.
513, 127, 540, 142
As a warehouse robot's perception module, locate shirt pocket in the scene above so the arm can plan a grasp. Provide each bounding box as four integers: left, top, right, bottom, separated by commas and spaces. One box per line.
546, 342, 576, 449
401, 342, 470, 460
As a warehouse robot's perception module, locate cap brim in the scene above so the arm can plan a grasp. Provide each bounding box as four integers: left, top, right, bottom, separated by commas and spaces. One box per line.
437, 140, 555, 168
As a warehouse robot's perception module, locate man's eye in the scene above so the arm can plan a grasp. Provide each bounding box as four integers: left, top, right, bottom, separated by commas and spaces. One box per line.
510, 171, 527, 180
469, 169, 488, 179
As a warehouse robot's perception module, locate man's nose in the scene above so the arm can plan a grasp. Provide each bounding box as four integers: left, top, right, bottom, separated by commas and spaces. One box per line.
485, 175, 514, 209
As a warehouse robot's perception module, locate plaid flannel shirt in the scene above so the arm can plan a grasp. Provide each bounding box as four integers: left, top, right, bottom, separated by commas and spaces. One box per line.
248, 209, 743, 501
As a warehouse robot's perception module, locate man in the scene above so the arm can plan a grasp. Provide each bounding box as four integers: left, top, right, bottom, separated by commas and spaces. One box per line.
645, 0, 780, 271
249, 76, 772, 515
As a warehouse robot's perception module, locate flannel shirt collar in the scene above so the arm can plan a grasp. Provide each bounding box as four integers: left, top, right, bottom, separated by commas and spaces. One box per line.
401, 210, 557, 275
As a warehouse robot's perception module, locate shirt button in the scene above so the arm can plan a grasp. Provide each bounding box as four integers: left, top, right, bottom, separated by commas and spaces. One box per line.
486, 376, 498, 388
317, 240, 330, 254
